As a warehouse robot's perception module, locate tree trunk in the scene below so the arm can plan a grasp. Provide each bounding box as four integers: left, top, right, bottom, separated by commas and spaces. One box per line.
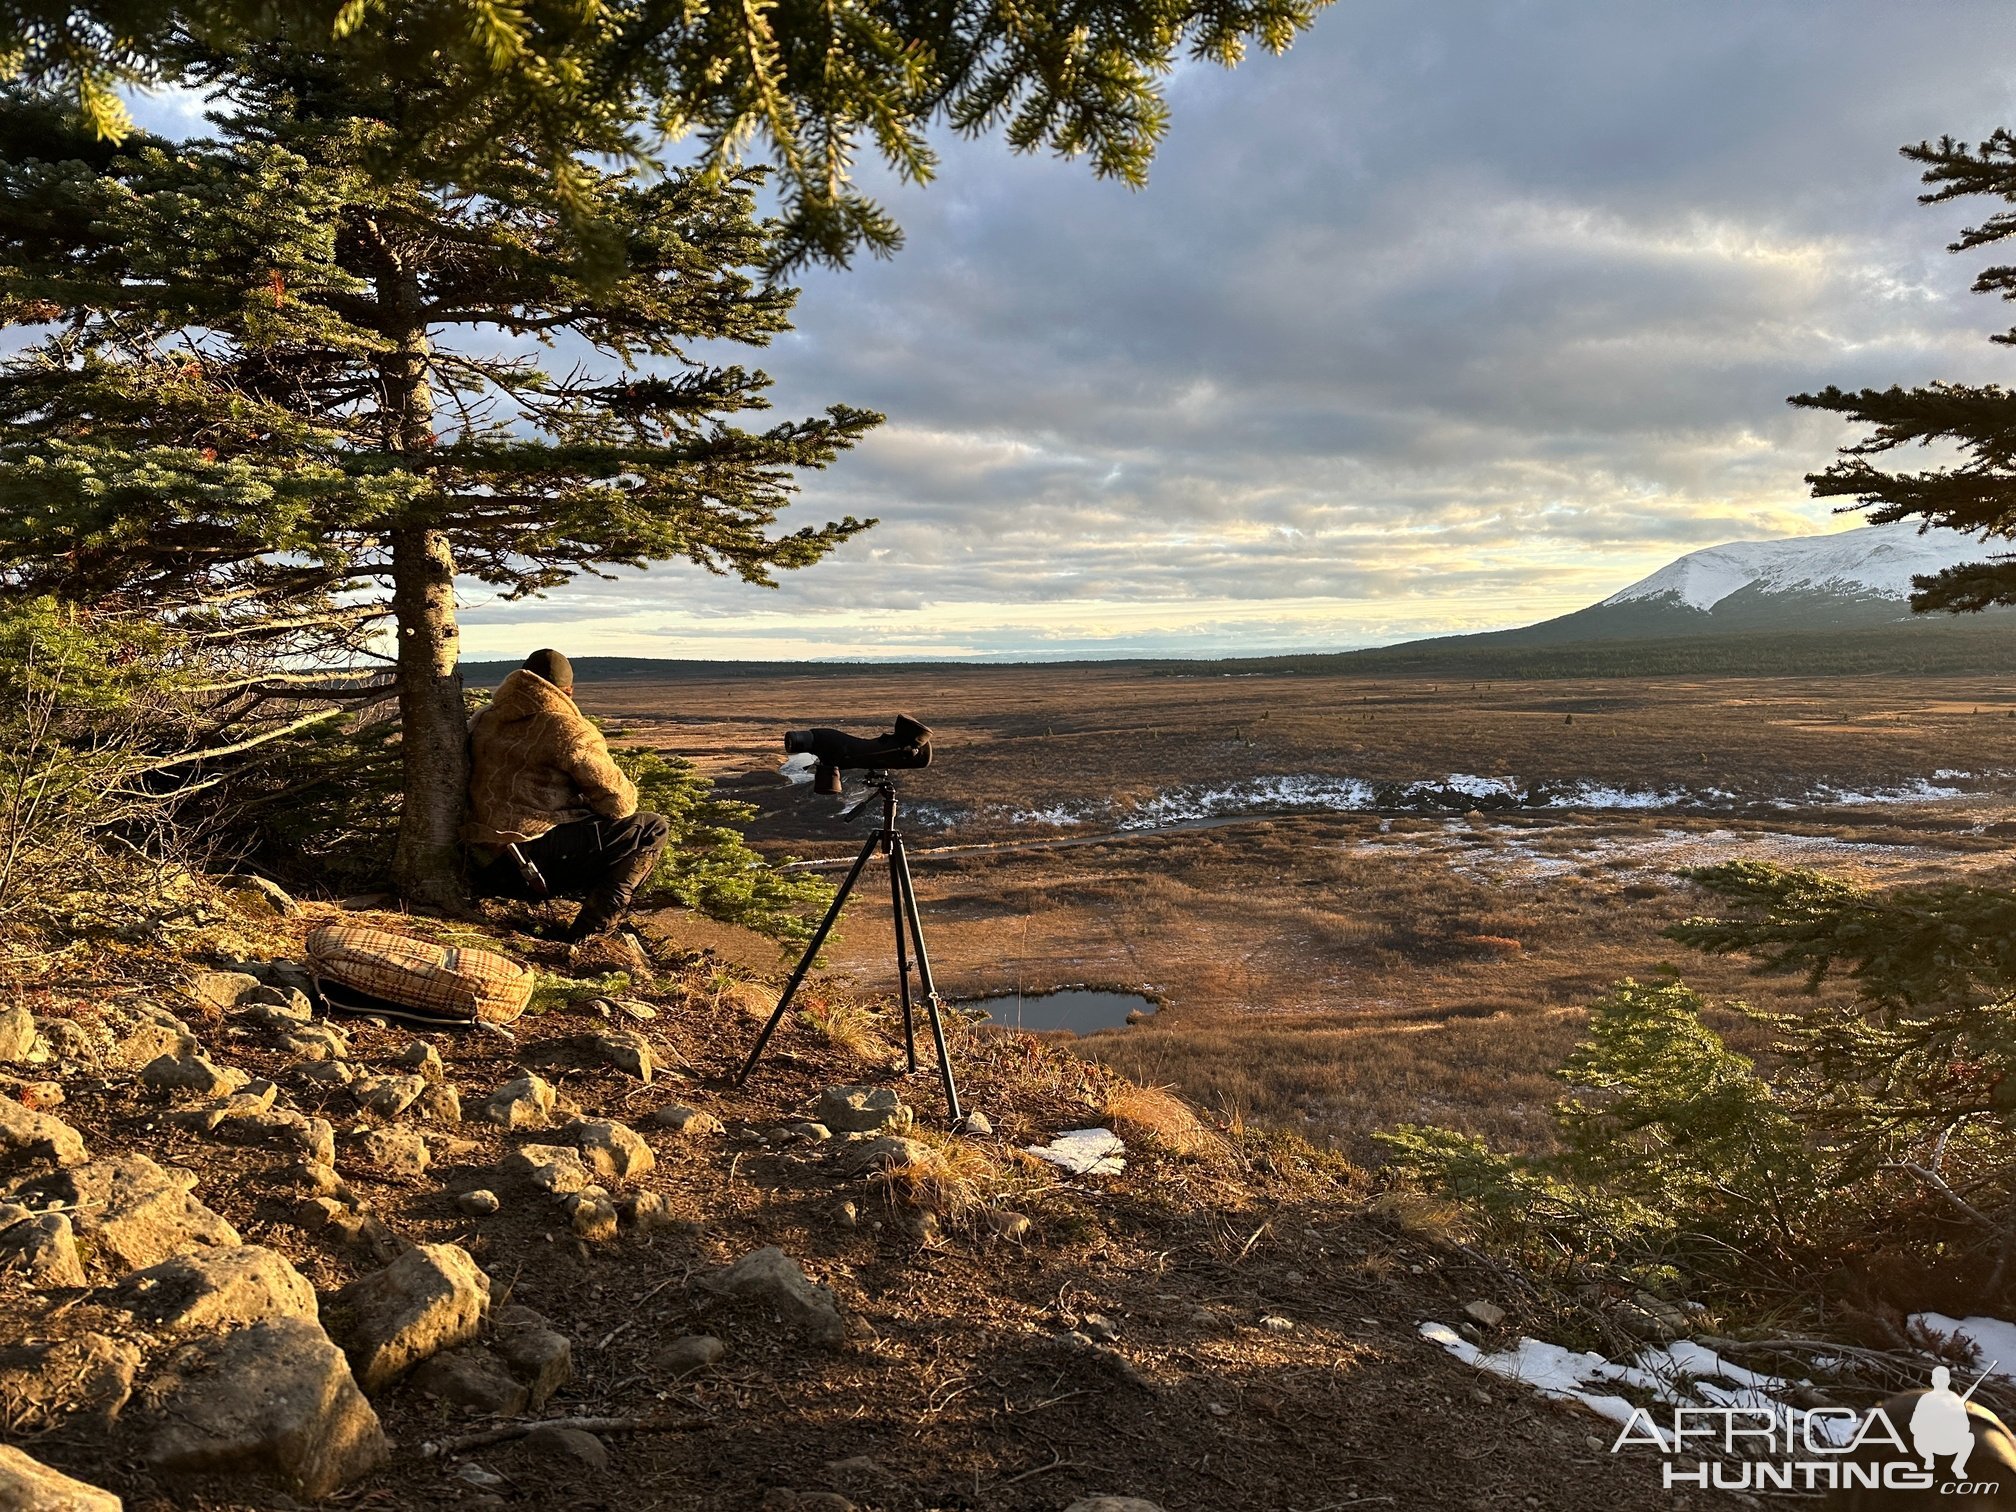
381, 275, 469, 908
390, 525, 468, 907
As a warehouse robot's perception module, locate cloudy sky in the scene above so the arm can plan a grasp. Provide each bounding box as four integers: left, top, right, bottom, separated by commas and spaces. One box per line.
150, 2, 2016, 660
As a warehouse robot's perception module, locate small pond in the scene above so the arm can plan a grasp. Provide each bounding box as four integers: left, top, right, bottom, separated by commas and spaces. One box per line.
962, 988, 1156, 1034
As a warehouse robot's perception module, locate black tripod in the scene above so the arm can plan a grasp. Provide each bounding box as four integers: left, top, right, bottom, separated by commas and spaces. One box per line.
735, 773, 964, 1124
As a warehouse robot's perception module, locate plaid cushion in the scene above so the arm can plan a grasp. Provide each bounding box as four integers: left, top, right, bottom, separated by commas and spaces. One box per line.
305, 923, 532, 1026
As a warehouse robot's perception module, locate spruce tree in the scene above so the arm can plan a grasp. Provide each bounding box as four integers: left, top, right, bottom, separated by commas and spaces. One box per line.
1792, 131, 2016, 608
4, 0, 1330, 268
0, 60, 876, 905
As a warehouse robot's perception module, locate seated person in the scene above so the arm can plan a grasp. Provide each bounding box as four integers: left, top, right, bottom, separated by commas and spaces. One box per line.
466, 649, 670, 941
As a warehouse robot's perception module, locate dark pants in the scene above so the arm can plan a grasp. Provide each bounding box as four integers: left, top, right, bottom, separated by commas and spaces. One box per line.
476, 812, 672, 903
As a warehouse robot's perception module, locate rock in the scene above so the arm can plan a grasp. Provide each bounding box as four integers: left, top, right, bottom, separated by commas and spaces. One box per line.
411, 1346, 528, 1415
328, 1242, 489, 1394
523, 1424, 608, 1472
624, 1191, 688, 1232
816, 1085, 913, 1134
294, 1197, 396, 1259
781, 1121, 831, 1143
141, 1316, 388, 1497
984, 1209, 1031, 1243
191, 969, 263, 1012
393, 1040, 444, 1080
141, 1052, 249, 1098
569, 1118, 655, 1181
566, 1191, 619, 1242
174, 1083, 277, 1133
491, 1305, 572, 1408
292, 1059, 356, 1088
711, 1247, 844, 1346
1080, 1312, 1119, 1342
352, 1072, 428, 1118
653, 1334, 725, 1375
1464, 1299, 1507, 1329
453, 1462, 507, 1491
290, 1160, 349, 1197
458, 1189, 501, 1216
0, 1002, 45, 1065
648, 1103, 722, 1137
415, 1081, 462, 1123
1063, 1501, 1167, 1512
500, 1144, 592, 1194
842, 1135, 932, 1174
108, 1006, 198, 1069
35, 1018, 98, 1065
278, 1023, 349, 1062
0, 1204, 84, 1287
217, 873, 298, 916
38, 1155, 238, 1277
1259, 1314, 1295, 1334
834, 1200, 858, 1229
480, 1074, 556, 1129
240, 983, 314, 1021
0, 1445, 122, 1510
112, 1244, 317, 1333
1616, 1291, 1691, 1342
355, 1127, 430, 1177
0, 1099, 87, 1168
0, 1332, 139, 1432
584, 1029, 655, 1083
224, 1109, 335, 1167
962, 1110, 993, 1137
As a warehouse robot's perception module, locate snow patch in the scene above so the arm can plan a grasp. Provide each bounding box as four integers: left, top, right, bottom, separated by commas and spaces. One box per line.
1910, 1313, 2016, 1382
1025, 1128, 1126, 1175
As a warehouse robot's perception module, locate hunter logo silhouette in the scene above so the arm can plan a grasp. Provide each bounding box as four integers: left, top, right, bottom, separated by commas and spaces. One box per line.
1912, 1364, 1993, 1479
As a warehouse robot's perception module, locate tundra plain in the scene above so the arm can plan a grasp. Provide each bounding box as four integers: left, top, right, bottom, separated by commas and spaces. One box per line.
593, 663, 2016, 1161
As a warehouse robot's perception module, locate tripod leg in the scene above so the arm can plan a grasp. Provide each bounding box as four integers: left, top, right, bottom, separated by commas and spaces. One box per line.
889, 853, 918, 1072
737, 829, 878, 1085
892, 835, 964, 1124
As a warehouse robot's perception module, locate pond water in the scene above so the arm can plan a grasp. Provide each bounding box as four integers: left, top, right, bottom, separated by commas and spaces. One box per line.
963, 988, 1155, 1034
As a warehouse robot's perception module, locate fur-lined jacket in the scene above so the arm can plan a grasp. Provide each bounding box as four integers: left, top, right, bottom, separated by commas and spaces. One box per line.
466, 670, 637, 844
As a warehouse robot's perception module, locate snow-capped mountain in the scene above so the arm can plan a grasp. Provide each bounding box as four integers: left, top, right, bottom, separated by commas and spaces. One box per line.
1598, 521, 1984, 614
1497, 521, 1998, 644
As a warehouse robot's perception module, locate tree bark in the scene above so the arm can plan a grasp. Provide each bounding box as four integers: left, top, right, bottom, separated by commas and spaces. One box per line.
390, 526, 468, 906
381, 273, 470, 908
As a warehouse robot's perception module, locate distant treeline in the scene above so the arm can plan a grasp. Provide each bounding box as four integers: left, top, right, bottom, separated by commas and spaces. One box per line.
468, 621, 2016, 686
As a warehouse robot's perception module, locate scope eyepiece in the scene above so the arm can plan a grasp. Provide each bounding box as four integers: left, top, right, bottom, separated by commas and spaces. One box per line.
784, 715, 932, 795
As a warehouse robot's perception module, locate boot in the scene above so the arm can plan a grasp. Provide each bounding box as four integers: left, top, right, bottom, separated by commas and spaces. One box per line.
564, 848, 659, 942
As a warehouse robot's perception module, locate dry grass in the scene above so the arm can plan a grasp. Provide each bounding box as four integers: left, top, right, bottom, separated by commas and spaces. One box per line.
1101, 1081, 1226, 1161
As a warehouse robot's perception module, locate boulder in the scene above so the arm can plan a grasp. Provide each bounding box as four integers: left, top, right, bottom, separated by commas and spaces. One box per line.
0, 1445, 122, 1510
393, 1040, 444, 1080
240, 983, 314, 1022
624, 1191, 687, 1232
0, 1333, 139, 1432
174, 1083, 277, 1133
566, 1191, 619, 1242
352, 1073, 427, 1118
220, 1109, 335, 1167
140, 1053, 248, 1099
355, 1127, 430, 1177
491, 1305, 572, 1408
480, 1075, 556, 1129
292, 1059, 356, 1088
586, 1030, 654, 1082
35, 1018, 99, 1065
328, 1242, 490, 1393
112, 1244, 317, 1333
648, 1104, 722, 1137
0, 1099, 87, 1168
140, 1317, 388, 1498
416, 1081, 462, 1123
710, 1248, 844, 1346
568, 1118, 655, 1181
278, 1023, 349, 1062
190, 969, 263, 1013
500, 1144, 592, 1194
0, 1002, 45, 1065
0, 1204, 85, 1286
522, 1424, 608, 1472
108, 1005, 197, 1069
411, 1346, 528, 1414
816, 1086, 912, 1135
38, 1155, 239, 1277
216, 874, 297, 917
457, 1189, 501, 1216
